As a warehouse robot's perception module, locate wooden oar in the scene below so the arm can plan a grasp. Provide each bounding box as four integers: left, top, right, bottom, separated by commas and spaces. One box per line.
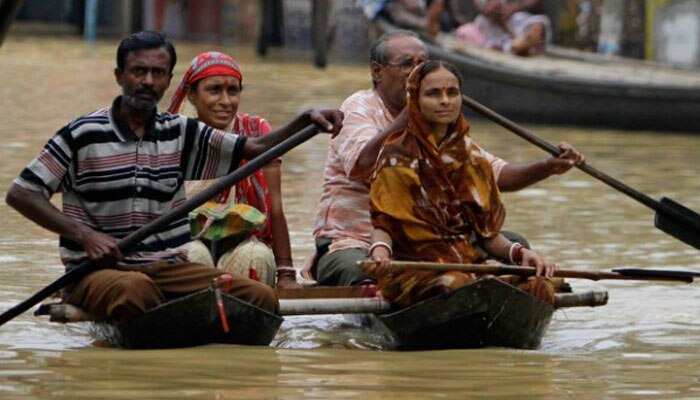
0, 125, 319, 327
461, 94, 700, 251
359, 260, 698, 283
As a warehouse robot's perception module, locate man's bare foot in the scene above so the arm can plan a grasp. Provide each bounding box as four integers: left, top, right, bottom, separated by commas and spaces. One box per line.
426, 0, 444, 37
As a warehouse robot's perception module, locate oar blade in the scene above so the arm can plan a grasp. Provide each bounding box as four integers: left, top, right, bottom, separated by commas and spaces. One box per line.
654, 197, 700, 250
611, 268, 698, 283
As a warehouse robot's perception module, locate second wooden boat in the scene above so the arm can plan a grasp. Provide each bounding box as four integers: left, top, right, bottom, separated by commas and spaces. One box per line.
365, 278, 604, 350
372, 19, 700, 132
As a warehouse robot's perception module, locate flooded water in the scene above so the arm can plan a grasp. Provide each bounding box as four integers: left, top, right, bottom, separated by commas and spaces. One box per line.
1, 35, 699, 399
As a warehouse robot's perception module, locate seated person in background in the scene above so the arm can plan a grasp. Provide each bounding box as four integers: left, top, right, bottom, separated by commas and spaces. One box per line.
367, 60, 556, 307
168, 51, 299, 289
455, 0, 550, 56
361, 0, 445, 37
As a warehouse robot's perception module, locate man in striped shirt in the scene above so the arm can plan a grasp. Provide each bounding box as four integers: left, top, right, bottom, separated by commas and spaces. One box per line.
5, 31, 343, 323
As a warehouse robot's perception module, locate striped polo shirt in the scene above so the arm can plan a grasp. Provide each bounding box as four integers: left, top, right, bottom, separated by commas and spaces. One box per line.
13, 96, 246, 268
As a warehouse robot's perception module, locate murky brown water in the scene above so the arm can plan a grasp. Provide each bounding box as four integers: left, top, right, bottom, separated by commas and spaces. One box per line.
1, 35, 699, 399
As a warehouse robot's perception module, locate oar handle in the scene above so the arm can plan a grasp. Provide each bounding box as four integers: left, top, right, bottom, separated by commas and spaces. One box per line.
359, 260, 694, 283
461, 95, 661, 212
0, 125, 319, 327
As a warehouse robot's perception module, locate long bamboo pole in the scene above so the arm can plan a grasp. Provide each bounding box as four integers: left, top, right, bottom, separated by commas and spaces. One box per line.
359, 261, 696, 283
279, 297, 391, 315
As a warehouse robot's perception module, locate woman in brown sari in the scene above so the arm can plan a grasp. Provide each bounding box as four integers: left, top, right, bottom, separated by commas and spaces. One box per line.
368, 60, 556, 307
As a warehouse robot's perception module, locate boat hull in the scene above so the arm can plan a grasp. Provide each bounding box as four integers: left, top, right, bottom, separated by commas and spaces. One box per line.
375, 278, 554, 350
100, 288, 282, 349
432, 44, 700, 132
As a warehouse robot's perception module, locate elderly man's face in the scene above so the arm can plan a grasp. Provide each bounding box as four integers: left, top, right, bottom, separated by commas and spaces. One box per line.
372, 36, 427, 113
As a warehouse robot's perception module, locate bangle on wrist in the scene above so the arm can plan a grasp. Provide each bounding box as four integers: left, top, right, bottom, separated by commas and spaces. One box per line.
508, 242, 524, 265
369, 241, 393, 257
276, 266, 296, 280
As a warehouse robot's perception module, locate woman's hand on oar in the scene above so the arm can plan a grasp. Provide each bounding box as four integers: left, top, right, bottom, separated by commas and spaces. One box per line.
369, 246, 392, 271
547, 142, 585, 175
369, 229, 394, 272
519, 248, 557, 278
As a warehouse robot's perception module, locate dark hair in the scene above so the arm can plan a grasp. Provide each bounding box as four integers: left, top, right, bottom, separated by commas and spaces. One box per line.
369, 29, 425, 64
415, 60, 463, 90
116, 30, 177, 73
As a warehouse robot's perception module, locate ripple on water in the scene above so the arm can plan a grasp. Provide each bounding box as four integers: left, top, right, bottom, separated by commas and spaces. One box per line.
0, 319, 95, 351
561, 180, 594, 188
272, 315, 389, 350
514, 188, 548, 197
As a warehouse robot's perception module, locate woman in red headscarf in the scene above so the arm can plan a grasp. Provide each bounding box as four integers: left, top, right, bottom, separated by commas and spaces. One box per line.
367, 60, 557, 307
168, 51, 298, 289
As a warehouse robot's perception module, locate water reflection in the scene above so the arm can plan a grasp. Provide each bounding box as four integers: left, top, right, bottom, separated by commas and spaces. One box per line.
13, 343, 699, 399
0, 35, 699, 399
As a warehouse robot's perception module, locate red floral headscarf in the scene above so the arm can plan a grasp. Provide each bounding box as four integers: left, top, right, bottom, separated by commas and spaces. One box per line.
167, 51, 242, 114
167, 51, 276, 246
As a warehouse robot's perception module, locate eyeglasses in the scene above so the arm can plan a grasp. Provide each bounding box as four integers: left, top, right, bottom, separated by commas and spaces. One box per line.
382, 58, 426, 72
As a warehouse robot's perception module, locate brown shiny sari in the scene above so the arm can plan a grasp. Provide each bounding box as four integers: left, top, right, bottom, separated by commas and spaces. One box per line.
369, 65, 505, 264
368, 64, 554, 307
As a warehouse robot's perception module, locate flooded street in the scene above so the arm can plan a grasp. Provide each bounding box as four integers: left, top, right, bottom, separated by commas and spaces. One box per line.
1, 35, 699, 399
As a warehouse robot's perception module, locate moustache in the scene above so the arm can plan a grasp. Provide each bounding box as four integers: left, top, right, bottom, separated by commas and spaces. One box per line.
136, 88, 158, 98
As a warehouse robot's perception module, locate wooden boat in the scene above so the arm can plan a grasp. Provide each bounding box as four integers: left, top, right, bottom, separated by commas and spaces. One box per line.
36, 287, 283, 349
372, 278, 558, 350
372, 19, 700, 132
36, 279, 606, 350
34, 285, 381, 349
345, 277, 607, 350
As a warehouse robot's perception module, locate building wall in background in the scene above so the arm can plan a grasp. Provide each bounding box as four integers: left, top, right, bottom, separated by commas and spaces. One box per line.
648, 0, 700, 67
282, 0, 368, 61
142, 0, 221, 41
11, 0, 700, 67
